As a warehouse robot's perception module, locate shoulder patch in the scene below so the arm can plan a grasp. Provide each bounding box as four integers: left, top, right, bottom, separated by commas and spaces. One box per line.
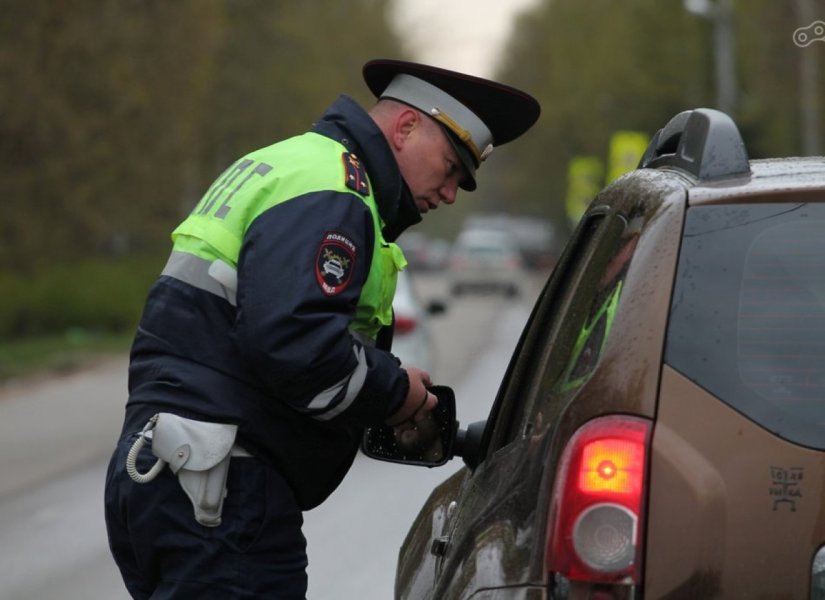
342, 152, 370, 196
315, 231, 357, 296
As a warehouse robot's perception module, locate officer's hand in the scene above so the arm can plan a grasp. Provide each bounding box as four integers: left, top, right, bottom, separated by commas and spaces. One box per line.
385, 367, 437, 427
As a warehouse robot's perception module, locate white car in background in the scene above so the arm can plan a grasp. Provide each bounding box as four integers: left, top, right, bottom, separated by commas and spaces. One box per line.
396, 231, 451, 272
391, 269, 445, 377
447, 228, 527, 297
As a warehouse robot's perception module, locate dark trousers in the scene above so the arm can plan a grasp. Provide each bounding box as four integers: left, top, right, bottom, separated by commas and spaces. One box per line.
104, 431, 308, 599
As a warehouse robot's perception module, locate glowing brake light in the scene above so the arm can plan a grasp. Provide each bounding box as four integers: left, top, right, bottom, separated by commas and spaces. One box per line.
579, 438, 645, 496
546, 416, 652, 587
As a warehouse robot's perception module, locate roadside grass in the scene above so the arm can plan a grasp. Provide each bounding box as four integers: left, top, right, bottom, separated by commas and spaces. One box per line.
0, 331, 132, 384
0, 256, 162, 385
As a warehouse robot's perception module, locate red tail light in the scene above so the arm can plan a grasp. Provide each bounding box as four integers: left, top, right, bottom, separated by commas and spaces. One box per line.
394, 314, 417, 335
546, 415, 651, 586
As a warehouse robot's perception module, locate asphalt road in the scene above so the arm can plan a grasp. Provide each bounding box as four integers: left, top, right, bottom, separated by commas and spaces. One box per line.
0, 271, 543, 599
0, 355, 131, 600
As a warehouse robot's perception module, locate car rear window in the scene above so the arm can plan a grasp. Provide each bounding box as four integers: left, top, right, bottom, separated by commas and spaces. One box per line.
666, 203, 825, 449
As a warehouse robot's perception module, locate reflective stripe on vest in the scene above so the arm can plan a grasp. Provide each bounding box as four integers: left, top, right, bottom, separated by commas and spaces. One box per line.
161, 250, 372, 419
162, 251, 238, 306
161, 250, 378, 349
169, 131, 405, 341
158, 133, 404, 420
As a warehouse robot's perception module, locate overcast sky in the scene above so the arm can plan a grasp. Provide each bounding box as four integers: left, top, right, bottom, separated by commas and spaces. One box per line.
391, 0, 541, 78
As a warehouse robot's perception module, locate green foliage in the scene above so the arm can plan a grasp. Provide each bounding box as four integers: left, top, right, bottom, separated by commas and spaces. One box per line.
0, 0, 403, 277
0, 332, 132, 383
0, 0, 225, 271
487, 0, 825, 236
202, 0, 402, 173
0, 256, 161, 339
3, 0, 822, 344
0, 0, 404, 342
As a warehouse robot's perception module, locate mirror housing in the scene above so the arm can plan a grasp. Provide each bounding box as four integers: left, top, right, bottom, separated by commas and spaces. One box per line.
455, 420, 486, 471
361, 385, 489, 470
427, 299, 447, 316
362, 385, 458, 467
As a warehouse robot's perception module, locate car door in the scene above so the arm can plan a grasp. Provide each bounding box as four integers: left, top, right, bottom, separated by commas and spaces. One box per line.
394, 170, 686, 599
424, 207, 643, 599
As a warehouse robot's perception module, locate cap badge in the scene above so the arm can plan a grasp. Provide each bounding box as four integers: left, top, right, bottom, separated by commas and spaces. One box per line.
428, 106, 482, 164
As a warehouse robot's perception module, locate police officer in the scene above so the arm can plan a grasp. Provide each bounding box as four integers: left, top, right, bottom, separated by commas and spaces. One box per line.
104, 58, 540, 599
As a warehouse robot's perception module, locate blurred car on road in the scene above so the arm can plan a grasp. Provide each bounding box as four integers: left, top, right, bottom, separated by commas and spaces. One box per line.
463, 212, 559, 270
447, 228, 527, 297
397, 231, 451, 272
391, 269, 445, 377
365, 108, 825, 599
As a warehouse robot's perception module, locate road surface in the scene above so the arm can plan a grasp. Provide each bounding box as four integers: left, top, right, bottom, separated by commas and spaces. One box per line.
0, 272, 542, 599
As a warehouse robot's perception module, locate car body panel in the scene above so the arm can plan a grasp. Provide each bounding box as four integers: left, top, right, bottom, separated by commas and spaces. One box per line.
396, 469, 469, 598
392, 110, 825, 599
430, 438, 547, 599
398, 170, 688, 599
647, 366, 825, 597
688, 157, 825, 205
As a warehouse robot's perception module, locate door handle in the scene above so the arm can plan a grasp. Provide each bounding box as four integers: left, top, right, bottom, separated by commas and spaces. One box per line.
430, 501, 458, 557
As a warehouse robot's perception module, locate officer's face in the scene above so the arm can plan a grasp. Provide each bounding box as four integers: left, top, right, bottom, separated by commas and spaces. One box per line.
397, 113, 465, 214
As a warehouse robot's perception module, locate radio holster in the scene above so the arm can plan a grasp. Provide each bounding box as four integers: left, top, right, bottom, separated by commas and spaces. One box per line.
126, 413, 250, 527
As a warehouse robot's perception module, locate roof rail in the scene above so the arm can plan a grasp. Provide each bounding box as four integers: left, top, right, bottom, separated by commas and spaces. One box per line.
638, 108, 750, 180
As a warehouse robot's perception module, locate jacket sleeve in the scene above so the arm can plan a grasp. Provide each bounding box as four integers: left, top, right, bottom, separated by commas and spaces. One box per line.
233, 189, 408, 426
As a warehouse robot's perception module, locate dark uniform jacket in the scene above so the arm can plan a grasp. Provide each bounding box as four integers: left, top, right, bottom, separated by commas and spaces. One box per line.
123, 95, 422, 510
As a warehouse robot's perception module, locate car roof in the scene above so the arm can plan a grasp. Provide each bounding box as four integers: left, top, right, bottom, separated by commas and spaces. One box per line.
635, 108, 824, 208
687, 157, 825, 205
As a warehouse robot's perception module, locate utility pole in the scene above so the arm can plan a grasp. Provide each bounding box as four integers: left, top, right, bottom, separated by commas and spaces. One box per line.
795, 0, 822, 155
684, 0, 738, 116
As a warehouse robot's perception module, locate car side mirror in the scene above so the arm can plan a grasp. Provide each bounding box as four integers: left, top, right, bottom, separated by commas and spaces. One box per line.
361, 385, 458, 467
455, 420, 486, 471
427, 299, 447, 316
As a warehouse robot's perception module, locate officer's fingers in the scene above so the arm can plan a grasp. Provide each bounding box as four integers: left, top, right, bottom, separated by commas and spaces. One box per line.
407, 366, 432, 388
412, 392, 438, 423
420, 370, 433, 387
386, 378, 428, 425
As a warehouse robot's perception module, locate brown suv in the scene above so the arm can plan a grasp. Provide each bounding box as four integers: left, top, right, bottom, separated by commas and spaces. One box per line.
364, 108, 825, 599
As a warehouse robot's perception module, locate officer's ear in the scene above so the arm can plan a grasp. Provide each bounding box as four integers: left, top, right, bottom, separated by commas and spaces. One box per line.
390, 108, 421, 151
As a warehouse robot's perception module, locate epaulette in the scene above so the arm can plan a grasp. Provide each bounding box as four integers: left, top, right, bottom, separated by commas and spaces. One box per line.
342, 152, 370, 196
